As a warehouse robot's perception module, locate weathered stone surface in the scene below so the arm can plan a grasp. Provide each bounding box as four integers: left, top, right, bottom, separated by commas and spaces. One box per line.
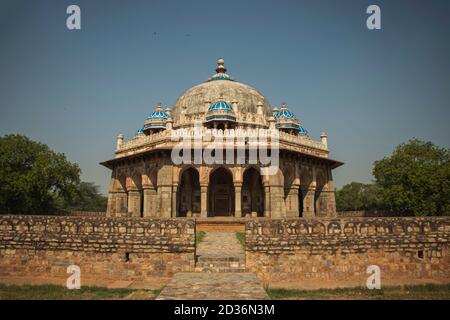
156, 272, 269, 300
195, 231, 246, 272
245, 217, 450, 287
0, 215, 196, 281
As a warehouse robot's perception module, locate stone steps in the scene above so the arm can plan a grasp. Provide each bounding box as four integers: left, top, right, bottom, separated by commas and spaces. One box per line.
195, 255, 246, 272
194, 267, 248, 273
195, 231, 246, 273
156, 232, 269, 300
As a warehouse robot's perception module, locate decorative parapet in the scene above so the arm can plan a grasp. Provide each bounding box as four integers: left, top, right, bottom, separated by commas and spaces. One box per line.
245, 217, 450, 254
115, 127, 329, 159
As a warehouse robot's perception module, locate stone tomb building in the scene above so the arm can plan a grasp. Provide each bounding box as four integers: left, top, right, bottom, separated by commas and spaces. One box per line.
101, 59, 342, 219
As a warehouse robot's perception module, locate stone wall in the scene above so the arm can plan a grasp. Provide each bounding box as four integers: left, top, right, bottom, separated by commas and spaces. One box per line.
65, 211, 107, 217
245, 217, 450, 288
0, 216, 195, 282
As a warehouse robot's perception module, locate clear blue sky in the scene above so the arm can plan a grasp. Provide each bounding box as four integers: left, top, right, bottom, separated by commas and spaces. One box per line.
1, 0, 449, 194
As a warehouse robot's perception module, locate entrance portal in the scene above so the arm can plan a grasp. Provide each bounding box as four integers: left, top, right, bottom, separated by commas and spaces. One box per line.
177, 167, 200, 217
208, 167, 234, 217
242, 167, 264, 217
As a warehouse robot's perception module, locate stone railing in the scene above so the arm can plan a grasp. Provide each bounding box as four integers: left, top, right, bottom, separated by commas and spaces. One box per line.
174, 113, 267, 127
277, 131, 327, 152
65, 211, 106, 217
116, 127, 328, 158
116, 130, 171, 157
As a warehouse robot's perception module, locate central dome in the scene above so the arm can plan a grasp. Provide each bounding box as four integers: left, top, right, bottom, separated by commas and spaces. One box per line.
171, 59, 272, 121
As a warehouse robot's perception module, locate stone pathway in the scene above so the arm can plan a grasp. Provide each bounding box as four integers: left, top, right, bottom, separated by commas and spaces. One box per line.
195, 232, 246, 272
197, 232, 244, 258
156, 272, 268, 300
157, 231, 269, 300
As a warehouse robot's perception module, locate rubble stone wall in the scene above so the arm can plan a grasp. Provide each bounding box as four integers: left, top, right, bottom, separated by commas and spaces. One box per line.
0, 216, 195, 281
245, 217, 450, 287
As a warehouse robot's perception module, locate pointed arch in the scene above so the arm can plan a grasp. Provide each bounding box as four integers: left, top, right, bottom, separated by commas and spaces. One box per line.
242, 166, 264, 217
177, 166, 200, 217
208, 166, 235, 216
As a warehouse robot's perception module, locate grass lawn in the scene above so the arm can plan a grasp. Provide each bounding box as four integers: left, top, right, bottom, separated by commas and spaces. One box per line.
2, 283, 449, 300
235, 232, 245, 249
268, 284, 450, 300
0, 283, 161, 300
196, 231, 206, 247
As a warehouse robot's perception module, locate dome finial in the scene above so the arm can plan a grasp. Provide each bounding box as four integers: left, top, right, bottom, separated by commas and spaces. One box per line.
207, 58, 233, 81
216, 58, 226, 74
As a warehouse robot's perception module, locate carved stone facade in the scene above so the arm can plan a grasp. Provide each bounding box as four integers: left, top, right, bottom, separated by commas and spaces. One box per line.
102, 59, 343, 219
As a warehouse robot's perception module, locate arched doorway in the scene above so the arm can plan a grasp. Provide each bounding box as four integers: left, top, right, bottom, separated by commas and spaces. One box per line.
299, 165, 313, 217
177, 167, 200, 217
299, 188, 306, 217
242, 167, 264, 217
208, 167, 234, 216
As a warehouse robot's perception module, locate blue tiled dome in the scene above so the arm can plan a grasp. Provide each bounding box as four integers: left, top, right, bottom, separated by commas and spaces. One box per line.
273, 102, 309, 134
274, 109, 296, 120
147, 110, 168, 120
208, 101, 233, 112
143, 104, 169, 130
206, 100, 236, 122
136, 127, 144, 134
298, 126, 308, 135
210, 73, 232, 81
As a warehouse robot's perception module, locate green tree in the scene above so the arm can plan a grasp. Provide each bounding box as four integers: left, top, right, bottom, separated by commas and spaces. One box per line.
55, 182, 107, 212
373, 139, 450, 216
0, 134, 81, 213
336, 182, 382, 211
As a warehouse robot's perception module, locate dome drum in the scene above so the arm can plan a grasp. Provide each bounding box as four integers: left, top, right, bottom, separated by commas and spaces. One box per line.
273, 103, 307, 136
206, 100, 236, 123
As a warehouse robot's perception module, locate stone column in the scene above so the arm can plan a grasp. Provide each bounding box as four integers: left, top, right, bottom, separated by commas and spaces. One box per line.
234, 183, 242, 218
200, 185, 208, 218
302, 186, 316, 219
127, 188, 141, 218
172, 184, 178, 217
106, 192, 117, 217
115, 191, 128, 217
325, 167, 337, 217
315, 189, 336, 217
286, 184, 300, 217
269, 185, 285, 218
263, 184, 271, 217
157, 185, 173, 218
156, 162, 173, 218
142, 185, 157, 217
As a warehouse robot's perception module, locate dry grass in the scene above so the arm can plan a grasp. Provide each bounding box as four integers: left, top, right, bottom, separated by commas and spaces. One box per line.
268, 284, 450, 300
235, 232, 245, 249
0, 283, 161, 300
